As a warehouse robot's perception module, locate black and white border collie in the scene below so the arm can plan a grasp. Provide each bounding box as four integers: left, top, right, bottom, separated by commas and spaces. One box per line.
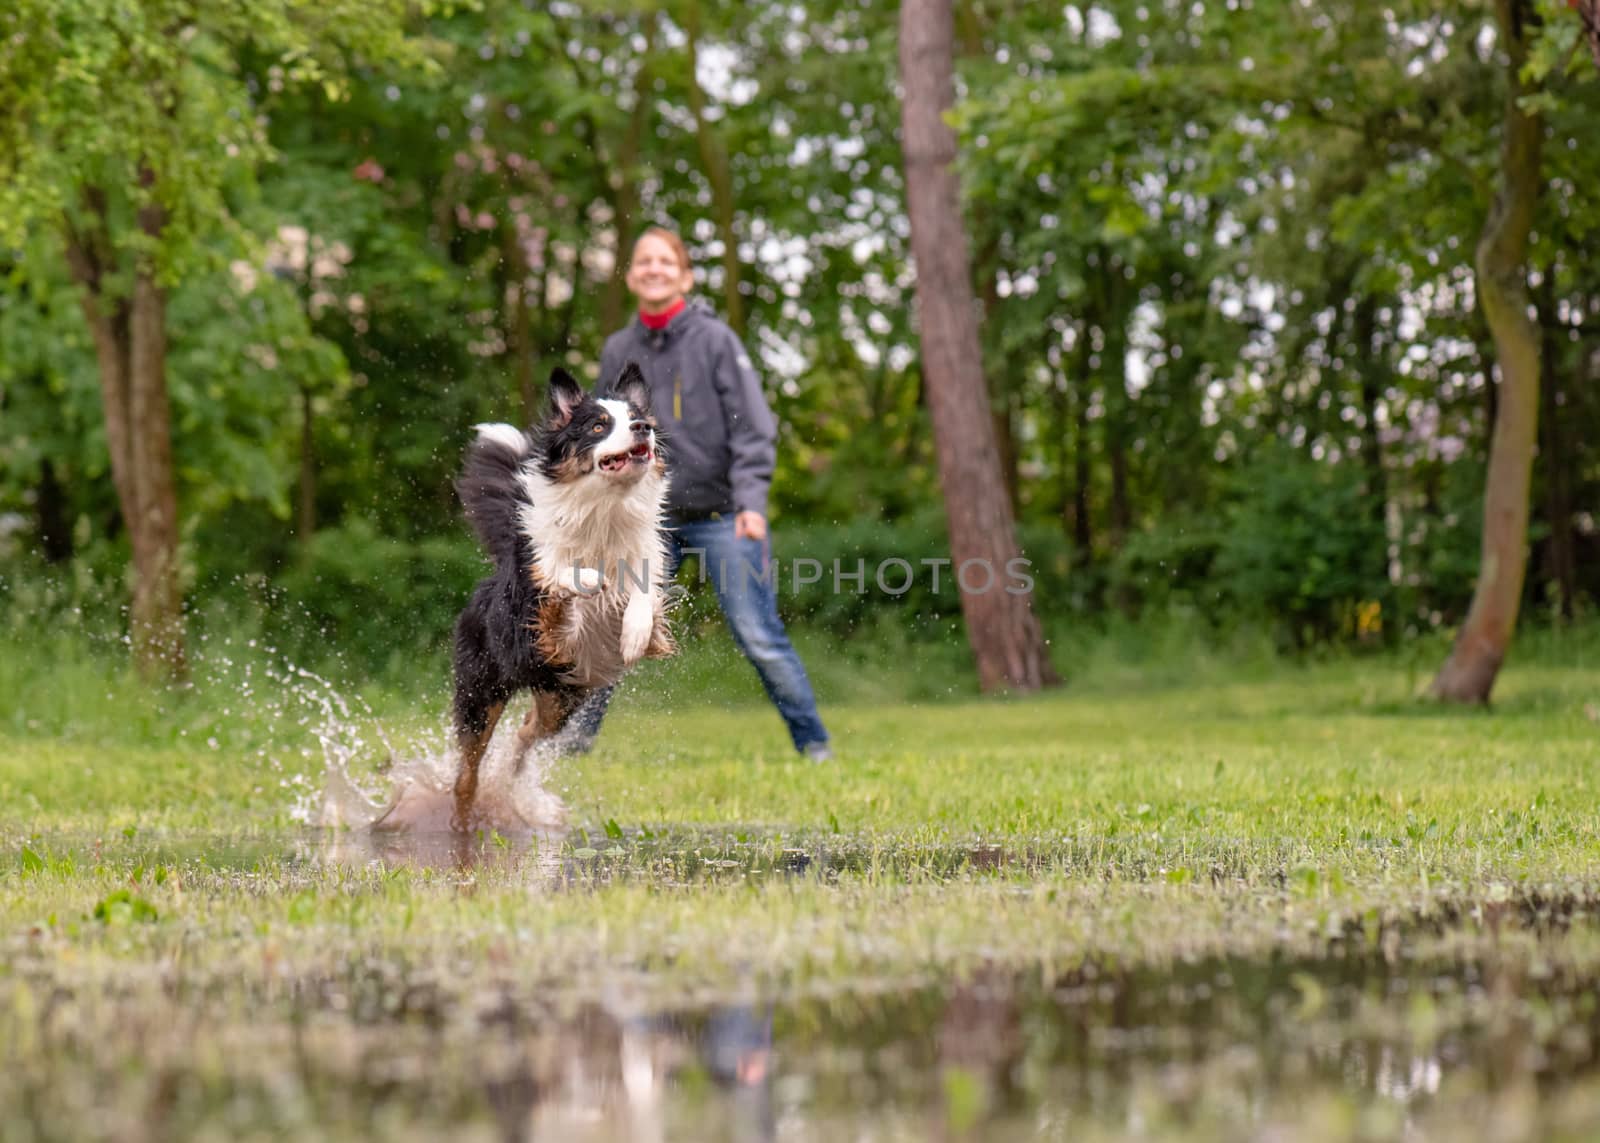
450, 363, 673, 830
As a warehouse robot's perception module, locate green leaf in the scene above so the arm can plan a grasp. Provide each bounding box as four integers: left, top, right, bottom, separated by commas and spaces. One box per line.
91, 890, 158, 925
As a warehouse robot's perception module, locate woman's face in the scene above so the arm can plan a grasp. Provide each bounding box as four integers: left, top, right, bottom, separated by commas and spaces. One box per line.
626, 235, 693, 311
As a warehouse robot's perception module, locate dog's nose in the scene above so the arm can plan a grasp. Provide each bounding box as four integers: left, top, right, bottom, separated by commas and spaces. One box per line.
630, 420, 649, 435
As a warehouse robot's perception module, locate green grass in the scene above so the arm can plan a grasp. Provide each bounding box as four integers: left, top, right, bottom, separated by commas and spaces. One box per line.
5, 632, 1598, 876
4, 629, 1600, 1139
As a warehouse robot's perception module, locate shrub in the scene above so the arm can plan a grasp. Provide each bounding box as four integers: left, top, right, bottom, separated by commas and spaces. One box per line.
1214, 445, 1389, 647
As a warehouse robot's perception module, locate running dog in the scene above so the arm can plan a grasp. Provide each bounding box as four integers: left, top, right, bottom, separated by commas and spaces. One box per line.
450, 364, 673, 831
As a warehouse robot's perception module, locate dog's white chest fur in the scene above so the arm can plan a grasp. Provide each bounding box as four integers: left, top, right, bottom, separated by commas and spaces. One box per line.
513, 451, 671, 683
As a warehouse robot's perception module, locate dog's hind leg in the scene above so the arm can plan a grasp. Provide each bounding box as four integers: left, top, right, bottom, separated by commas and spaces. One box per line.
452, 698, 505, 833
509, 689, 583, 774
509, 698, 544, 776
508, 686, 593, 774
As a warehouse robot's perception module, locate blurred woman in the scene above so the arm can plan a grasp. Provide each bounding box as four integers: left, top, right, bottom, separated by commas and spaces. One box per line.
577, 228, 831, 759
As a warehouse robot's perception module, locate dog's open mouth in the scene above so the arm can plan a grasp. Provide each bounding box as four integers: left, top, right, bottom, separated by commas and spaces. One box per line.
598, 442, 653, 474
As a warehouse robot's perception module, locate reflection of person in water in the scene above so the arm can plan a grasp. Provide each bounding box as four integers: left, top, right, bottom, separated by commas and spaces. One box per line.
631, 1002, 775, 1139
703, 1003, 776, 1138
499, 999, 777, 1140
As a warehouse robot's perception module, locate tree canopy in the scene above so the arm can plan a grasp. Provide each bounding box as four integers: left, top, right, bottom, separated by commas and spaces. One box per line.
2, 0, 1596, 680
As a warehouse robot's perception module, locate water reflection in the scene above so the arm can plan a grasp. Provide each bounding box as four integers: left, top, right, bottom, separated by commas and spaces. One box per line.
479, 1001, 776, 1143
449, 947, 1600, 1142
6, 856, 1600, 1140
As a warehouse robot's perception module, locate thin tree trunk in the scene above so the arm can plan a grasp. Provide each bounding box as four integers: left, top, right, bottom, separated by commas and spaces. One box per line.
1097, 259, 1132, 551
1106, 418, 1131, 549
899, 0, 1056, 693
543, 250, 580, 364
1353, 295, 1388, 528
600, 15, 653, 336
1431, 0, 1543, 703
297, 384, 316, 546
1107, 337, 1132, 547
1537, 274, 1577, 620
683, 0, 745, 336
1073, 381, 1093, 556
1103, 301, 1134, 613
1578, 0, 1600, 68
1057, 323, 1094, 556
36, 457, 74, 563
502, 222, 542, 423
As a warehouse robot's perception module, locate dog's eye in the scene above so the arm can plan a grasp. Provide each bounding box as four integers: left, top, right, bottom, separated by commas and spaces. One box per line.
591, 423, 606, 434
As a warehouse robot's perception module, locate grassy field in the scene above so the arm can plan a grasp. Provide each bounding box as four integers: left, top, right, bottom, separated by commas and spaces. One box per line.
3, 632, 1600, 1140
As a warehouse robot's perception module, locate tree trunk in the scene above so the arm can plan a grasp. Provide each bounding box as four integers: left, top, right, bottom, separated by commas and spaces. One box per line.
1430, 0, 1542, 703
542, 249, 580, 367
600, 14, 654, 336
64, 185, 186, 682
993, 406, 1019, 513
899, 0, 1056, 693
1057, 325, 1094, 556
1353, 294, 1388, 531
1096, 259, 1132, 551
1537, 274, 1577, 620
502, 221, 543, 423
127, 256, 186, 678
1578, 0, 1600, 68
1072, 382, 1093, 555
974, 237, 1019, 512
1076, 252, 1134, 552
1106, 417, 1131, 549
36, 457, 74, 563
683, 0, 745, 336
297, 383, 316, 546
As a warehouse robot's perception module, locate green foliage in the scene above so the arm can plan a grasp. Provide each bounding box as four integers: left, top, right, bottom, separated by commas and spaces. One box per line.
272, 520, 486, 674
0, 0, 436, 268
91, 889, 158, 925
4, 0, 1600, 671
1215, 446, 1388, 646
1105, 519, 1226, 617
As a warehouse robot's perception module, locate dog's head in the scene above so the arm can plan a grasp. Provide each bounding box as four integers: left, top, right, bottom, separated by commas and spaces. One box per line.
537, 364, 660, 486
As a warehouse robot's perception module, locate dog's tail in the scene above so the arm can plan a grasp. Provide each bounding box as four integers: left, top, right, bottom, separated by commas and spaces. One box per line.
457, 423, 532, 569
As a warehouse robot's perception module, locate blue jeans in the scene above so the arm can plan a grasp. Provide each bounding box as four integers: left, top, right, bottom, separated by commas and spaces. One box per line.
569, 516, 829, 751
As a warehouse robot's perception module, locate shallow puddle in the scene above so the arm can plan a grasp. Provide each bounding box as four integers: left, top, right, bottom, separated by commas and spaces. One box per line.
11, 813, 1600, 1139
5, 826, 1112, 886
8, 922, 1600, 1142
458, 948, 1600, 1141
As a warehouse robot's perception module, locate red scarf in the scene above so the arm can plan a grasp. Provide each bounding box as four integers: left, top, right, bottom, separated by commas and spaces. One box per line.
638, 298, 686, 330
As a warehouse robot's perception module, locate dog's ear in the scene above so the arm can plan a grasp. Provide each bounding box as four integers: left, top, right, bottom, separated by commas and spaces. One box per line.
612, 362, 652, 415
547, 368, 585, 428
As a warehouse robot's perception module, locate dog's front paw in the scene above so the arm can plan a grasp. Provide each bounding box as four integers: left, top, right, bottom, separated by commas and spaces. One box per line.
620, 599, 653, 664
572, 566, 603, 593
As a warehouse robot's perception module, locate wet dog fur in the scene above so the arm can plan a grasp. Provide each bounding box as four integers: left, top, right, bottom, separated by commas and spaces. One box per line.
450, 364, 673, 831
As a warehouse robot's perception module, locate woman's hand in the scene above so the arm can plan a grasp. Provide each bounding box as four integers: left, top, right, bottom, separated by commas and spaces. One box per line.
734, 510, 767, 541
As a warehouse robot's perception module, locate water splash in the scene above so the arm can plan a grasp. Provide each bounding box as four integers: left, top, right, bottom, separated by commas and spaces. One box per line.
365, 718, 571, 836
273, 666, 567, 838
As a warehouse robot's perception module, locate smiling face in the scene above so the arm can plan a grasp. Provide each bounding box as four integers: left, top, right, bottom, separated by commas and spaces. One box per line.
625, 232, 694, 314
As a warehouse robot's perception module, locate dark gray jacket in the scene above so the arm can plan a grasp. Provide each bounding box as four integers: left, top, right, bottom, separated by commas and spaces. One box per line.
599, 299, 777, 521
